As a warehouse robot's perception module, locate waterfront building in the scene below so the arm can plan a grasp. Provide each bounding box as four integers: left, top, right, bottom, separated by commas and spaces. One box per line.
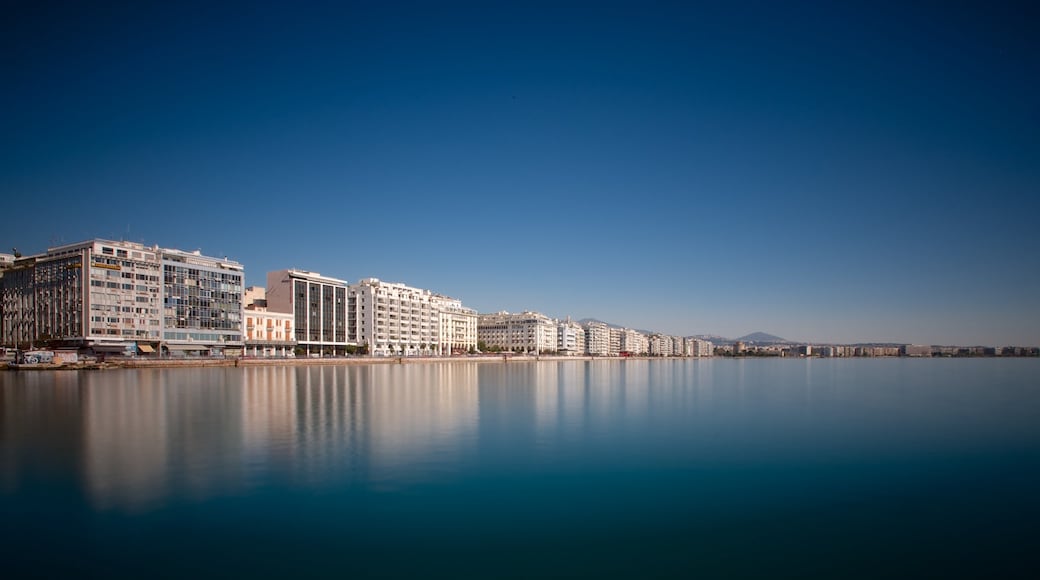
621, 328, 648, 356
349, 278, 466, 356
583, 321, 610, 356
266, 269, 349, 356
478, 311, 558, 354
902, 344, 932, 357
243, 286, 296, 357
557, 318, 585, 356
432, 294, 478, 355
161, 248, 244, 356
0, 253, 14, 270
691, 338, 713, 357
649, 334, 672, 357
608, 327, 622, 356
0, 239, 242, 356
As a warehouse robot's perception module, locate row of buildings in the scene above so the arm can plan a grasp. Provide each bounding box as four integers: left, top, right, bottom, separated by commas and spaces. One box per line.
0, 239, 713, 358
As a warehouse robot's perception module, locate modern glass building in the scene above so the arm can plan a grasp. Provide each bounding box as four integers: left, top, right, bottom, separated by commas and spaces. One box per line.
265, 269, 349, 356
161, 248, 244, 356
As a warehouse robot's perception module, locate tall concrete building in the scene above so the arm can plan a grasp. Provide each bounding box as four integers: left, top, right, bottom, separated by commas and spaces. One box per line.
557, 318, 586, 356
0, 239, 243, 356
478, 311, 558, 354
583, 321, 610, 356
266, 269, 349, 356
621, 328, 648, 355
160, 248, 244, 356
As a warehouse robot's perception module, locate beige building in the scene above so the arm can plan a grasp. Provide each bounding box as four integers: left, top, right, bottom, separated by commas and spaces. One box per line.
478, 311, 558, 354
433, 294, 478, 355
243, 286, 296, 357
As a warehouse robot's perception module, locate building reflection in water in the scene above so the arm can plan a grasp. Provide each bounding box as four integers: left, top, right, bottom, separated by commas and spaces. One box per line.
76, 363, 480, 509
2, 361, 723, 512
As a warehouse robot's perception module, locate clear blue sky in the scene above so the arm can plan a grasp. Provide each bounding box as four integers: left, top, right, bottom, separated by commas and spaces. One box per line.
3, 1, 1038, 345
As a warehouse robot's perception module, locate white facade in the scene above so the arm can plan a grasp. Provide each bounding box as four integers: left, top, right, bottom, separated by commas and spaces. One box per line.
583, 321, 610, 356
691, 339, 714, 357
433, 294, 478, 355
557, 318, 585, 356
351, 278, 476, 356
621, 328, 648, 355
478, 311, 558, 354
608, 327, 622, 356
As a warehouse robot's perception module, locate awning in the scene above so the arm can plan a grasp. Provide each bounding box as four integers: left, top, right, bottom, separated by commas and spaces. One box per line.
137, 344, 155, 353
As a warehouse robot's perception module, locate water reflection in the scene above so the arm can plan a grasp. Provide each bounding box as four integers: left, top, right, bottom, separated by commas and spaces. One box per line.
2, 359, 1039, 514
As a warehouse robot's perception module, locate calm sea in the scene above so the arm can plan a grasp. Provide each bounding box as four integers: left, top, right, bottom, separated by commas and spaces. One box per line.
2, 358, 1039, 578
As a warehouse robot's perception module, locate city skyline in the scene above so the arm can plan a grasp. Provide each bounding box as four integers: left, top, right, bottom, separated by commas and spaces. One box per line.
3, 2, 1038, 346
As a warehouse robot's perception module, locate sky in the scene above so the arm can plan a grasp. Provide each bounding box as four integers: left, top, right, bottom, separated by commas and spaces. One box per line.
2, 1, 1038, 346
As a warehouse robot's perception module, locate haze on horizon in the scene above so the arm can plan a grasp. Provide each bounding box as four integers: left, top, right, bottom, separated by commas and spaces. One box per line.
2, 1, 1038, 346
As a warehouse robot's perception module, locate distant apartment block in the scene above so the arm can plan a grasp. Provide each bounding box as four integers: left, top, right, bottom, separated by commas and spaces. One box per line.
478, 311, 558, 353
557, 318, 585, 356
266, 269, 348, 356
649, 334, 672, 356
608, 327, 622, 356
0, 239, 243, 356
621, 328, 648, 355
691, 338, 714, 357
243, 286, 296, 357
902, 344, 932, 357
583, 321, 610, 356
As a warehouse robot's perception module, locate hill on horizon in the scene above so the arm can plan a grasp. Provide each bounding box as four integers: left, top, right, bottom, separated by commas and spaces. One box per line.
735, 332, 789, 344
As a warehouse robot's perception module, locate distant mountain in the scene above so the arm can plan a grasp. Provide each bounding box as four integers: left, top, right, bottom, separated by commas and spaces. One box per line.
735, 332, 789, 344
689, 334, 732, 344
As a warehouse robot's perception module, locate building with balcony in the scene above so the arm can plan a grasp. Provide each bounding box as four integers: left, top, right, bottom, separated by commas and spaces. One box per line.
557, 318, 585, 356
350, 278, 439, 356
478, 311, 558, 354
621, 328, 648, 356
243, 286, 296, 357
433, 294, 478, 355
1, 239, 242, 356
266, 269, 349, 356
583, 321, 610, 356
161, 248, 244, 356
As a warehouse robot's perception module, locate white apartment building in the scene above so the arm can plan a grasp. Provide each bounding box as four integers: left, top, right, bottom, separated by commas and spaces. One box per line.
557, 318, 585, 356
621, 328, 648, 355
691, 339, 714, 357
351, 278, 435, 356
243, 286, 296, 357
433, 294, 478, 355
478, 311, 558, 354
649, 334, 672, 357
608, 327, 622, 356
266, 269, 349, 356
583, 321, 610, 356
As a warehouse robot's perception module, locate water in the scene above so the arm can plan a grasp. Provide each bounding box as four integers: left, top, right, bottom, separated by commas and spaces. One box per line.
2, 358, 1039, 578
